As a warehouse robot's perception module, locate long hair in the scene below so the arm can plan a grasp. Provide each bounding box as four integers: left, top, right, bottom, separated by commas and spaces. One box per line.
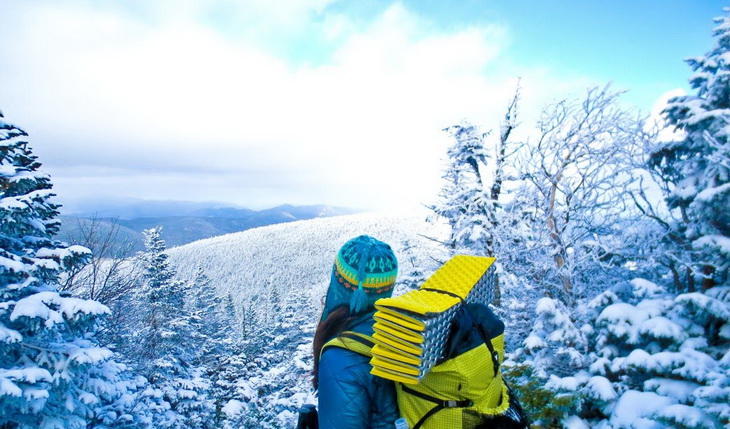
312, 305, 358, 389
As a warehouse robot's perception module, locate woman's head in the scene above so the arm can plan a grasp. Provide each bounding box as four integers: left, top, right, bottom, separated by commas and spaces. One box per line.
313, 235, 398, 389
320, 235, 398, 321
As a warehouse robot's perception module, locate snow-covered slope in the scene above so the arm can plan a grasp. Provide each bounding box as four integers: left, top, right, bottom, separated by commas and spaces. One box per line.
167, 208, 448, 309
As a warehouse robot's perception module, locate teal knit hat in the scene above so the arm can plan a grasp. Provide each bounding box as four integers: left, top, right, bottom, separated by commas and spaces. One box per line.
321, 235, 398, 321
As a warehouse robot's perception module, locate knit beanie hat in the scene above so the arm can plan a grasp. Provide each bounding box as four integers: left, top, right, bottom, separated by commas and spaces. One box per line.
321, 235, 398, 321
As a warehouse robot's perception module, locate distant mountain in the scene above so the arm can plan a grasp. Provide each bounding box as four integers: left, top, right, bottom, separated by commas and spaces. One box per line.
58, 202, 361, 253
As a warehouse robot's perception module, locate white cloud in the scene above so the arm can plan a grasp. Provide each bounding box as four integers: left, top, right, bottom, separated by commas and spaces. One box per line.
648, 88, 686, 142
0, 0, 603, 211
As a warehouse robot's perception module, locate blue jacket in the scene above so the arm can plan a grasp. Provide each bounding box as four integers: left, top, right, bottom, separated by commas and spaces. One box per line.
318, 311, 399, 429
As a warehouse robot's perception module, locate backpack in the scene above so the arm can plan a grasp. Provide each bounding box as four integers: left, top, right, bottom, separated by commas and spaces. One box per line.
322, 302, 531, 429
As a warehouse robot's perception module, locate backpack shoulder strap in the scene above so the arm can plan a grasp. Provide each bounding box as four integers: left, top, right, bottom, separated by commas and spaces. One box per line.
321, 331, 375, 359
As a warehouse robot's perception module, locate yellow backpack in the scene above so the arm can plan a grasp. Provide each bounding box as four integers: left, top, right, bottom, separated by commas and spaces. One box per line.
322, 303, 529, 429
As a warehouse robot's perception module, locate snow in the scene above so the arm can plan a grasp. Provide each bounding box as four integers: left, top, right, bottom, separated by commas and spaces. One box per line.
0, 164, 17, 176
222, 399, 245, 417
644, 378, 700, 403
609, 390, 676, 428
676, 293, 730, 321
0, 324, 22, 343
597, 303, 650, 343
524, 334, 546, 351
695, 182, 730, 202
0, 255, 26, 272
629, 350, 719, 383
563, 415, 590, 429
32, 258, 61, 271
10, 291, 64, 326
167, 210, 448, 311
693, 234, 730, 254
623, 349, 651, 369
10, 291, 110, 326
586, 376, 617, 402
536, 296, 558, 314
0, 377, 22, 397
0, 197, 27, 210
69, 347, 114, 365
0, 367, 53, 385
680, 336, 708, 351
546, 374, 582, 391
672, 181, 698, 200
588, 290, 620, 310
36, 245, 91, 260
598, 303, 643, 324
630, 279, 664, 299
638, 316, 686, 342
721, 323, 730, 341
655, 404, 719, 429
79, 392, 99, 405
589, 357, 611, 375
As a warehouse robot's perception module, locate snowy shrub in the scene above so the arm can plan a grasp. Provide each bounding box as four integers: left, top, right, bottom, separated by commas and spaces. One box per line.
504, 362, 582, 428
521, 277, 729, 428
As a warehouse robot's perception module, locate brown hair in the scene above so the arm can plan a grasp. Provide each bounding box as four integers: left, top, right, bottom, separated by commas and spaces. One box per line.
312, 305, 358, 389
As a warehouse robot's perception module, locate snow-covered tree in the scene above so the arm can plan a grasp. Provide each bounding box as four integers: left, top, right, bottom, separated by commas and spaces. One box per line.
432, 122, 494, 255
220, 287, 318, 429
523, 297, 588, 377
430, 87, 520, 307
0, 111, 131, 428
644, 9, 730, 294
515, 85, 648, 305
60, 215, 141, 305
431, 87, 520, 259
136, 227, 187, 360
518, 278, 729, 428
127, 228, 213, 428
186, 267, 230, 362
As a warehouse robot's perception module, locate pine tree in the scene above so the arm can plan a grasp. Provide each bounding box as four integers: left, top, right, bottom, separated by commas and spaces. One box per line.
0, 111, 129, 428
431, 89, 519, 258
186, 267, 228, 362
132, 228, 213, 428
648, 9, 730, 293
429, 87, 520, 305
136, 227, 186, 361
520, 278, 729, 428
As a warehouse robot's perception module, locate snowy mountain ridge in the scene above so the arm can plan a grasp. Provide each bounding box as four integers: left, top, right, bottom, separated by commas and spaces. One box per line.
167, 208, 449, 313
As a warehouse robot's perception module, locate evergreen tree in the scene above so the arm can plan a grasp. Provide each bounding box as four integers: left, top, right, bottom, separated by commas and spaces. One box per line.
431, 84, 519, 259
0, 111, 129, 428
132, 228, 213, 428
648, 9, 730, 293
429, 87, 520, 304
186, 266, 229, 363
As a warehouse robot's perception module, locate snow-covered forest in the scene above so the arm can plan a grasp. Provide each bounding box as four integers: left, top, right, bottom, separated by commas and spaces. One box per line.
1, 8, 729, 429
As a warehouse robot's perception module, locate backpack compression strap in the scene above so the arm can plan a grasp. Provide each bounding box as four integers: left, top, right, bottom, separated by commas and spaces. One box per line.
320, 331, 375, 359
400, 384, 473, 429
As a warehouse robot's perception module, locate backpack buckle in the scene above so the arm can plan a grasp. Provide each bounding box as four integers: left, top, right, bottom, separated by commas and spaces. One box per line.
443, 400, 473, 408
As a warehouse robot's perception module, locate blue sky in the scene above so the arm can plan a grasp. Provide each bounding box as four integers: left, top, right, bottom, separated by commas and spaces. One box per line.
0, 0, 727, 212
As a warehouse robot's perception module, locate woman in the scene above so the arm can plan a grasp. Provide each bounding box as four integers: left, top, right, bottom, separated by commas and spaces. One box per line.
312, 235, 400, 429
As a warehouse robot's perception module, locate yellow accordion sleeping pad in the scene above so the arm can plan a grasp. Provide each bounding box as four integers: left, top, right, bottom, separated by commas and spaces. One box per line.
370, 255, 498, 381
368, 255, 517, 429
